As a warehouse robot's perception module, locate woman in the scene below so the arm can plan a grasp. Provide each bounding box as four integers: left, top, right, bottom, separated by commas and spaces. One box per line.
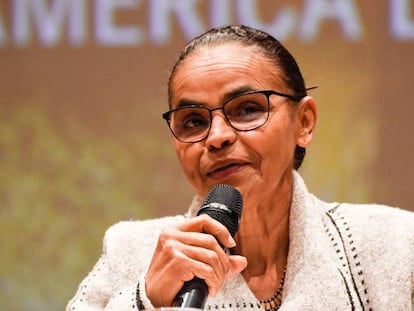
67, 25, 414, 310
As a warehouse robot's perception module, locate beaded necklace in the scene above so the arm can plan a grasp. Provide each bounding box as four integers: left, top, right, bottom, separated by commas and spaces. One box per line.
259, 268, 286, 311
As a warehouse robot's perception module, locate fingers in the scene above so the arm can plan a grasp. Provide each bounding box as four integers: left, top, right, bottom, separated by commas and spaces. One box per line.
162, 217, 233, 281
178, 214, 237, 249
160, 233, 228, 283
145, 215, 246, 307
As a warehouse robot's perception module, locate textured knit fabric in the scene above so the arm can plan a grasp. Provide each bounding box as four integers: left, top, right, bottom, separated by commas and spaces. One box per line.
66, 171, 414, 310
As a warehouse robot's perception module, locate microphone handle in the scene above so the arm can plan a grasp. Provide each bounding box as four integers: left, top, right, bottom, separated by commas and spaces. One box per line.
173, 277, 208, 309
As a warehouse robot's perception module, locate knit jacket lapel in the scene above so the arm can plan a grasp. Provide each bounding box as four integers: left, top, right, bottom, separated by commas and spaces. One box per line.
279, 171, 352, 310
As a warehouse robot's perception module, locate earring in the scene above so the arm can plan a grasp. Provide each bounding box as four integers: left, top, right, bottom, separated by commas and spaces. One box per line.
294, 145, 306, 169
295, 145, 306, 158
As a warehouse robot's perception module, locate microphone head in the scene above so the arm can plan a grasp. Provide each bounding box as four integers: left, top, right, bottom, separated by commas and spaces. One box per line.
197, 184, 243, 237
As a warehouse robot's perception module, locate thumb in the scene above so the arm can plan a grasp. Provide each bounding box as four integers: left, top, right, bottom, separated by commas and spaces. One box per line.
227, 255, 247, 280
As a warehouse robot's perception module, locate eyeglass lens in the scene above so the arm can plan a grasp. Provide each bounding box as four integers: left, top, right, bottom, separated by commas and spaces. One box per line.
169, 92, 270, 142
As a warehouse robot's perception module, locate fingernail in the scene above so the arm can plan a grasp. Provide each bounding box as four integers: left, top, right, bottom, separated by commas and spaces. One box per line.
228, 236, 236, 248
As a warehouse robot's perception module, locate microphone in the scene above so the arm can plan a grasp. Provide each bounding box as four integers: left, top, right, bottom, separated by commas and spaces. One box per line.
172, 184, 243, 309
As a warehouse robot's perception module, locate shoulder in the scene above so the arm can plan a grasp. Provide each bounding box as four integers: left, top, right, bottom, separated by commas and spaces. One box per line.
99, 215, 187, 284
335, 203, 414, 230
106, 214, 186, 235
324, 203, 414, 307
328, 202, 414, 252
104, 214, 186, 251
102, 215, 186, 261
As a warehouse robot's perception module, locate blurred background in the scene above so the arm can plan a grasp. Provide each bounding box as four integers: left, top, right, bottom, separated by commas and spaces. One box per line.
1, 1, 413, 310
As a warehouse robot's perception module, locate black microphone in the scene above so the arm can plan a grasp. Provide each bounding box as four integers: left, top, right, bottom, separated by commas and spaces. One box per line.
172, 184, 243, 309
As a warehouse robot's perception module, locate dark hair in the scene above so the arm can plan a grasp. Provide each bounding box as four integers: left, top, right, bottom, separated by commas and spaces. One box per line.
168, 25, 308, 169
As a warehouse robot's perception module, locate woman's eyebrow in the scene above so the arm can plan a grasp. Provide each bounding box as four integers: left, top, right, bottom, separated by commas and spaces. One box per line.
175, 86, 257, 109
175, 98, 204, 109
222, 86, 256, 102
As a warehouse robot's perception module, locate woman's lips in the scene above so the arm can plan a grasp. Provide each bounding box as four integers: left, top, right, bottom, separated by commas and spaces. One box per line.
207, 162, 247, 180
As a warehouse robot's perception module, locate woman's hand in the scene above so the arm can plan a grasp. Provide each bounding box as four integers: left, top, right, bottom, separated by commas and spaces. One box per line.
145, 214, 247, 308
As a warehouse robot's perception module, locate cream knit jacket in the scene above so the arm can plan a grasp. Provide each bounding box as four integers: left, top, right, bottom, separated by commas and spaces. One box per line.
67, 172, 414, 310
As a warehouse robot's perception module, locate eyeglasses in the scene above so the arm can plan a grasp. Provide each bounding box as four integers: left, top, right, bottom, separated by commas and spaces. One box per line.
162, 89, 304, 143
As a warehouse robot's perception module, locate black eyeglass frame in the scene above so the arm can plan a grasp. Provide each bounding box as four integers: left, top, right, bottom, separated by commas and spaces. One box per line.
162, 87, 317, 143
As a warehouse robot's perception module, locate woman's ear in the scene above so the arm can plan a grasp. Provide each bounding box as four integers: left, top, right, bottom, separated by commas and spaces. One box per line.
296, 96, 317, 147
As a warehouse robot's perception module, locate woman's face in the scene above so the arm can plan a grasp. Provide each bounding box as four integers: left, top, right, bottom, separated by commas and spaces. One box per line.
169, 43, 315, 200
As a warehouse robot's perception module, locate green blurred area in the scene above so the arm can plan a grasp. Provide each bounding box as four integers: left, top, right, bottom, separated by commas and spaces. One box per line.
0, 106, 160, 310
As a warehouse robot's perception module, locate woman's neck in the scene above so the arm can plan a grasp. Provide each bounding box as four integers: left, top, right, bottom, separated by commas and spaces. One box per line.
235, 198, 290, 274
233, 174, 292, 300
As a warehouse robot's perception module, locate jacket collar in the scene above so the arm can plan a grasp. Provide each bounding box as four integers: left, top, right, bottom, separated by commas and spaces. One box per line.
280, 171, 350, 310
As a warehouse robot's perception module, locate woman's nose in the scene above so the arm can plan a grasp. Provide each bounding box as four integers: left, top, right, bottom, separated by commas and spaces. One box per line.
205, 114, 237, 150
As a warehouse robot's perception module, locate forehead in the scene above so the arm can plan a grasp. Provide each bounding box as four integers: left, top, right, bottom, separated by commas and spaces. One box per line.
170, 43, 284, 106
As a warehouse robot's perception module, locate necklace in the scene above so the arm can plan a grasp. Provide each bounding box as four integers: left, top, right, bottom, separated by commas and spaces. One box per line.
259, 268, 286, 311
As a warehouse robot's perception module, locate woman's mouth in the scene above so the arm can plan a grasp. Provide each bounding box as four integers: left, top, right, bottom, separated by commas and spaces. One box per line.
207, 162, 246, 180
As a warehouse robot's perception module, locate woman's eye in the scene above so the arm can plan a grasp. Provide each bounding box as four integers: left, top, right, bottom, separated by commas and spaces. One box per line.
182, 114, 209, 129
236, 102, 264, 115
